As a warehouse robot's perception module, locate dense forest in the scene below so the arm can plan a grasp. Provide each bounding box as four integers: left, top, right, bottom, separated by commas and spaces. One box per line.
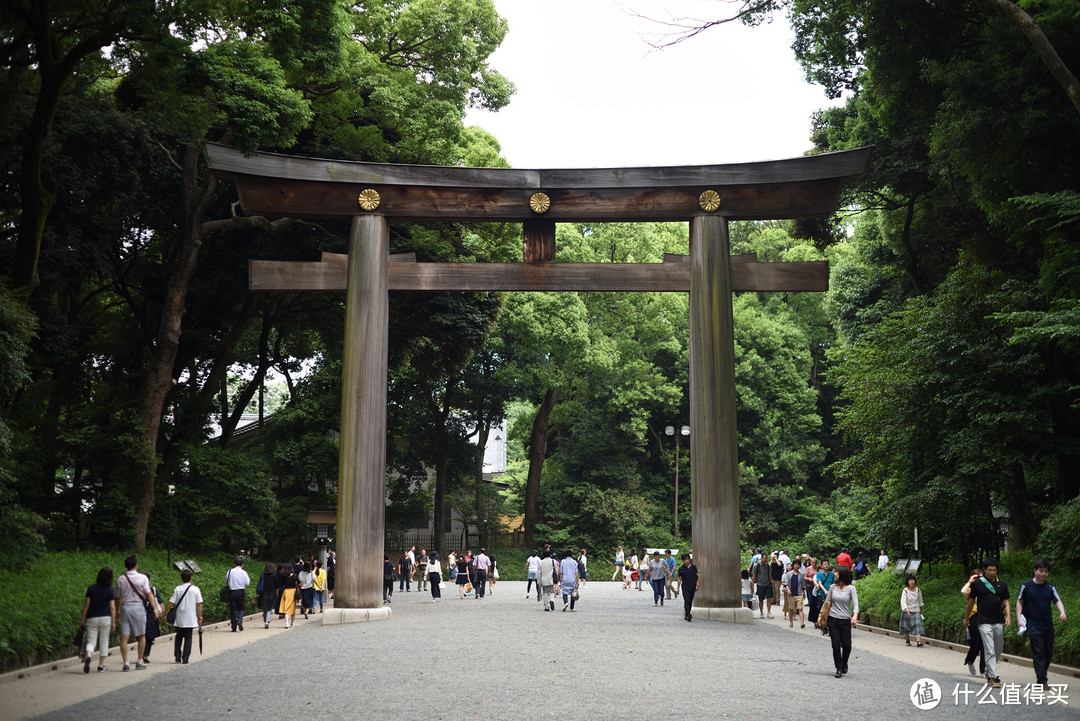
1, 0, 1077, 568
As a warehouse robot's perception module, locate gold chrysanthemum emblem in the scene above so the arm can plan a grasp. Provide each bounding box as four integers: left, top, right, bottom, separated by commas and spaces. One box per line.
698, 190, 722, 212
357, 188, 381, 211
529, 192, 551, 214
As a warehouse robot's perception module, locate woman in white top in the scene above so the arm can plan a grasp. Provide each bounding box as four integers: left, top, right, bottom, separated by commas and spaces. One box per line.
825, 565, 859, 678
427, 552, 442, 603
899, 574, 925, 647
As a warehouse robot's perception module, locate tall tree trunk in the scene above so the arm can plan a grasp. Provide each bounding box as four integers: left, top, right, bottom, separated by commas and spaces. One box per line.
523, 386, 557, 548
980, 0, 1080, 117
1005, 462, 1038, 550
131, 143, 214, 551
474, 419, 490, 548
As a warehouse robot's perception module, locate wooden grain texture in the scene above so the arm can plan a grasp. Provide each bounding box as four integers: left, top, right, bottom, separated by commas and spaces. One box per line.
249, 259, 828, 292
232, 176, 857, 221
335, 215, 389, 610
689, 215, 743, 609
523, 219, 556, 262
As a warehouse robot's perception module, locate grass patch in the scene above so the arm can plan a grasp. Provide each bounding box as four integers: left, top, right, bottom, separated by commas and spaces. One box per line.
0, 549, 236, 673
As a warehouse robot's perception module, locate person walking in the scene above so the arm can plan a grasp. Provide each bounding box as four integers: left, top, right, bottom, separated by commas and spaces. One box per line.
163, 568, 203, 664
769, 552, 784, 605
312, 560, 327, 612
637, 551, 649, 592
750, 553, 774, 618
877, 549, 889, 573
455, 554, 470, 599
538, 550, 558, 611
280, 564, 300, 626
416, 550, 429, 593
326, 550, 336, 599
677, 554, 698, 622
398, 550, 412, 593
114, 555, 159, 672
525, 549, 541, 601
473, 548, 492, 599
663, 550, 677, 600
1016, 558, 1067, 689
559, 550, 579, 611
298, 561, 315, 618
813, 560, 835, 631
139, 572, 164, 664
612, 546, 625, 581
577, 549, 588, 587
786, 563, 805, 628
79, 567, 116, 673
964, 557, 1011, 688
899, 574, 925, 647
224, 556, 251, 632
647, 551, 670, 606
256, 562, 279, 628
825, 565, 859, 678
960, 566, 986, 677
383, 554, 396, 605
427, 551, 442, 603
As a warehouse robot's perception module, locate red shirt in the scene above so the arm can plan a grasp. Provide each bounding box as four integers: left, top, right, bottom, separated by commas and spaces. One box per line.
836, 552, 853, 570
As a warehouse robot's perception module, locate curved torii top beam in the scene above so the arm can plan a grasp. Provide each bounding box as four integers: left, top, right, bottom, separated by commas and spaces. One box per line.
204, 142, 870, 223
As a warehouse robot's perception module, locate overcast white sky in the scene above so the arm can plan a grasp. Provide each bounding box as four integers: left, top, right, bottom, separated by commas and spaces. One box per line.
465, 0, 842, 169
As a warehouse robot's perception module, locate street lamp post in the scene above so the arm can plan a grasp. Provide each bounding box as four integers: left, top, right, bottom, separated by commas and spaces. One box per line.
665, 425, 690, 536
167, 484, 176, 566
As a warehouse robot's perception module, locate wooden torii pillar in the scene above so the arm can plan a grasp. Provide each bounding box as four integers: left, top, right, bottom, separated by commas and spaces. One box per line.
206, 143, 869, 624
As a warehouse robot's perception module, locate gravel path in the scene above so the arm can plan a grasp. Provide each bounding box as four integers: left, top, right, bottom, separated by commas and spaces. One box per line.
12, 581, 1080, 720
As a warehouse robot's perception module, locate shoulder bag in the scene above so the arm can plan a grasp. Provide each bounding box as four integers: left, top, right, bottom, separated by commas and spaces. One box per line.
219, 569, 232, 603
819, 585, 834, 621
167, 583, 192, 625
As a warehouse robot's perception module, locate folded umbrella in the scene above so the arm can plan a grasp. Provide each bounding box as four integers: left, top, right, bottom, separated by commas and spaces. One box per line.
198, 625, 203, 655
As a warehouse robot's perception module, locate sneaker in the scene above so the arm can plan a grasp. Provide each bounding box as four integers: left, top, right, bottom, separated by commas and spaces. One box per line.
135, 663, 146, 670
989, 677, 1002, 688
176, 656, 182, 663
122, 665, 130, 672
767, 613, 774, 619
834, 670, 843, 678
563, 603, 569, 612
238, 623, 244, 631
97, 666, 107, 672
550, 600, 555, 611
967, 662, 977, 676
84, 656, 91, 674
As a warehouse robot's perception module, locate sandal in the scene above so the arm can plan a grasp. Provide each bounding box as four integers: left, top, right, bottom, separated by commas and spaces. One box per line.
906, 641, 911, 646
917, 642, 923, 647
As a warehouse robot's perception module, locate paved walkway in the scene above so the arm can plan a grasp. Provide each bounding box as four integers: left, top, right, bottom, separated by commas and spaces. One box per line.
3, 582, 1077, 720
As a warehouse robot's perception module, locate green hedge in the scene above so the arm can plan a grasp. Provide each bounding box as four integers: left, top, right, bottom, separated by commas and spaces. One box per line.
0, 549, 237, 673
854, 551, 1079, 668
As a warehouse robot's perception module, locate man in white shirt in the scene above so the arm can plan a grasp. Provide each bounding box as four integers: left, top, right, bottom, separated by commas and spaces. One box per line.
877, 550, 890, 572
225, 556, 251, 632
473, 548, 492, 599
163, 569, 203, 664
115, 555, 159, 671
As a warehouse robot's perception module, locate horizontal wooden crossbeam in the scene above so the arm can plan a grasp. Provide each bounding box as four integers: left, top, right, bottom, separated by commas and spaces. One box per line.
205, 143, 871, 222
249, 257, 828, 293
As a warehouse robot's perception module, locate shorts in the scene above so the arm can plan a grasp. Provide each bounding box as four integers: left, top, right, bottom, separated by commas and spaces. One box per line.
786, 594, 804, 612
741, 593, 752, 602
119, 603, 146, 636
756, 584, 773, 600
528, 570, 537, 580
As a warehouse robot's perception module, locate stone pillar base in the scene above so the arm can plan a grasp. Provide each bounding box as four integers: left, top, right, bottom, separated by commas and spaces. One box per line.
690, 606, 756, 624
320, 607, 392, 625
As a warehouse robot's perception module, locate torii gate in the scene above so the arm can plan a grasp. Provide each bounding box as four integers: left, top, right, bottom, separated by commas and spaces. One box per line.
206, 143, 869, 624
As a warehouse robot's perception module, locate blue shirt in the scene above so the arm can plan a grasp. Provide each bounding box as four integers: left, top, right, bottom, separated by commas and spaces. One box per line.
1018, 579, 1061, 632
814, 570, 834, 597
665, 556, 676, 574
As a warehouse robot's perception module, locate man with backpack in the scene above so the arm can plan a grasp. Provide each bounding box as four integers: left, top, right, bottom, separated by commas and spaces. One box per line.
964, 557, 1011, 688
1016, 558, 1067, 689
